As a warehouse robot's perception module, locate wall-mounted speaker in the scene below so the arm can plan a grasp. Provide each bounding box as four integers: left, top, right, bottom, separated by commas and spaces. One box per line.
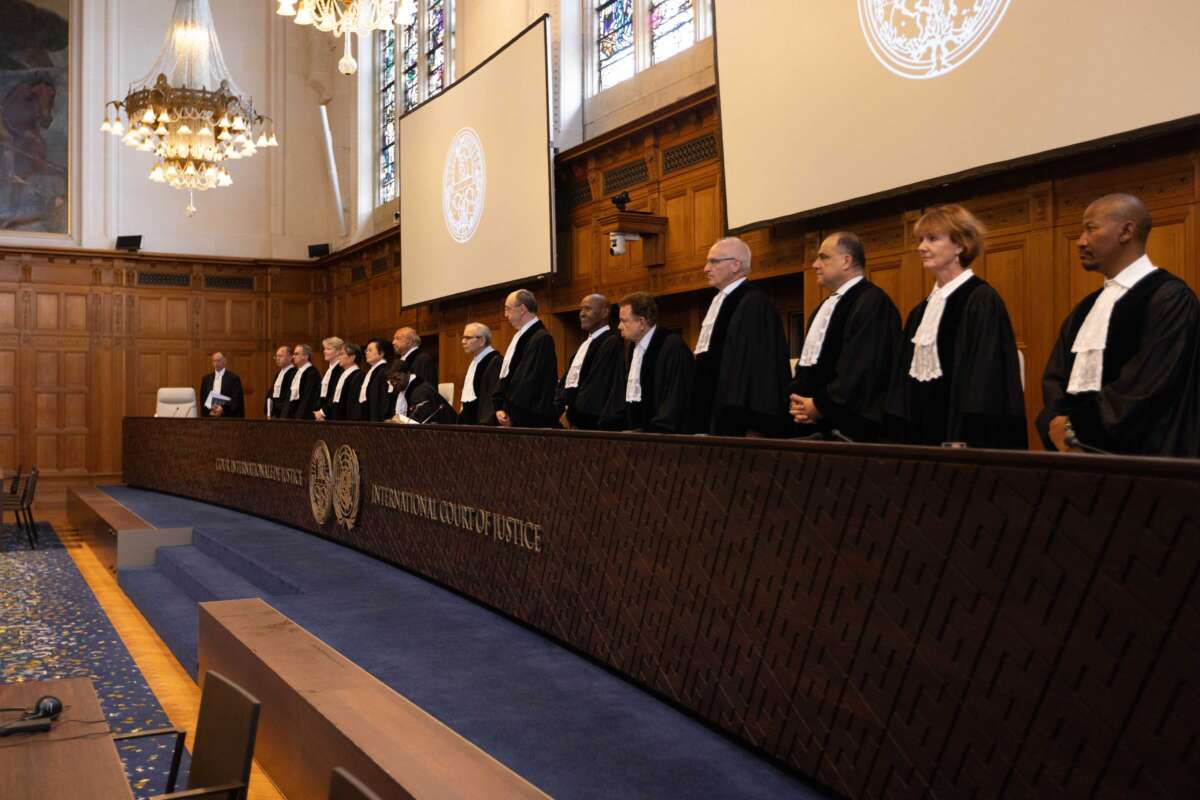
308, 243, 331, 258
115, 235, 142, 252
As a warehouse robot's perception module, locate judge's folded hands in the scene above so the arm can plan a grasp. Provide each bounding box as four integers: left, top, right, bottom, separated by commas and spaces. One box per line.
789, 393, 820, 424
495, 410, 512, 427
1047, 415, 1082, 454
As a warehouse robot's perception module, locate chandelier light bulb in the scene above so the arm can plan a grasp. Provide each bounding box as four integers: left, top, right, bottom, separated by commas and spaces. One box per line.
267, 133, 279, 147
255, 133, 269, 147
111, 120, 125, 136
177, 123, 193, 135
100, 119, 112, 132
149, 164, 166, 182
294, 2, 315, 26
157, 110, 171, 123
276, 0, 297, 15
338, 34, 357, 75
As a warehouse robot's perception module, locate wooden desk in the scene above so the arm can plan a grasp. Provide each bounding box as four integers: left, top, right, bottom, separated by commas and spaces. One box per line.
0, 677, 132, 800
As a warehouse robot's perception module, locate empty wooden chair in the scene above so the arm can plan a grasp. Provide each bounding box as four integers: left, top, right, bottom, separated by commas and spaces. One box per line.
114, 670, 261, 800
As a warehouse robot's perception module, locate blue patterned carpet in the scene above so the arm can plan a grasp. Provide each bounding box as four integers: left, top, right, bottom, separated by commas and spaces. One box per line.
0, 521, 189, 798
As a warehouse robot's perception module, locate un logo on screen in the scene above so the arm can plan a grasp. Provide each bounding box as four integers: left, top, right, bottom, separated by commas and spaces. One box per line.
442, 127, 486, 244
858, 0, 1011, 80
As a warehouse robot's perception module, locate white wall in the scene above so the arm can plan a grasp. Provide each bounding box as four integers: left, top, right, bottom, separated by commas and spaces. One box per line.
0, 0, 336, 259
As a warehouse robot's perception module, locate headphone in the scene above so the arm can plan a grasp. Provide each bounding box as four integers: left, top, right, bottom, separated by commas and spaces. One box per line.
0, 696, 64, 721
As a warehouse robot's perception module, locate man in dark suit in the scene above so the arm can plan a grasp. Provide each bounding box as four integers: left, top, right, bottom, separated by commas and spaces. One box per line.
286, 343, 322, 420
267, 345, 295, 418
392, 327, 438, 387
600, 292, 693, 433
457, 322, 502, 425
492, 289, 558, 428
200, 351, 244, 418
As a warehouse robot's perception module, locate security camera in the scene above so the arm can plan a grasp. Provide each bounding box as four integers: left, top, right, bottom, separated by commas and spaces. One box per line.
393, 210, 401, 223
609, 231, 625, 256
608, 231, 641, 257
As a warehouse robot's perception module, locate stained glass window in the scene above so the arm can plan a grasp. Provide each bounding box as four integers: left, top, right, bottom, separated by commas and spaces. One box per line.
379, 28, 398, 203
379, 1, 455, 205
597, 0, 635, 91
650, 0, 694, 64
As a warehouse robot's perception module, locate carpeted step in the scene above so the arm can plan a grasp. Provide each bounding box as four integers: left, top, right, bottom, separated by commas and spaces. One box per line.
117, 566, 199, 679
190, 528, 303, 596
154, 545, 264, 603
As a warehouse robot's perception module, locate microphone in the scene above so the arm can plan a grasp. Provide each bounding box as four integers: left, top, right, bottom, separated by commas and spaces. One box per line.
829, 428, 855, 444
1065, 431, 1112, 455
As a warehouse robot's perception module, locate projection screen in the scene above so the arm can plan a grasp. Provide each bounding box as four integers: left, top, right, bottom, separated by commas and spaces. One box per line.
715, 0, 1200, 231
399, 17, 554, 306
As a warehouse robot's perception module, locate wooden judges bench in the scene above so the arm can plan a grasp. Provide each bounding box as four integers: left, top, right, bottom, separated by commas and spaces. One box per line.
123, 417, 1200, 799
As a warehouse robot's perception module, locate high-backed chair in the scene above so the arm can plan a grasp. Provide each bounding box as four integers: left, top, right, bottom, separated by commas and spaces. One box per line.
437, 382, 455, 406
2, 466, 36, 548
115, 670, 261, 800
329, 768, 384, 800
155, 387, 198, 418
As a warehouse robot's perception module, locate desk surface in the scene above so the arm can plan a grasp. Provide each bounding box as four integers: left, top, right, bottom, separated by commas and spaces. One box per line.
0, 678, 132, 800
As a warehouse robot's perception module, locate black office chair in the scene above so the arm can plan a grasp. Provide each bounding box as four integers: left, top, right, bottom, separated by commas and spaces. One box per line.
329, 768, 384, 800
1, 466, 36, 548
114, 670, 261, 800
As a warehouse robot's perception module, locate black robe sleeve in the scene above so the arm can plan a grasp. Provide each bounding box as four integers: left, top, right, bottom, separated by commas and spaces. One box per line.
1038, 279, 1200, 456
409, 350, 439, 387
598, 349, 630, 431
318, 364, 343, 419
224, 373, 245, 418
496, 330, 559, 427
807, 287, 902, 442
647, 334, 694, 434
563, 333, 625, 429
288, 367, 321, 420
949, 285, 1028, 448
268, 367, 295, 418
336, 371, 365, 421
712, 289, 793, 436
367, 366, 393, 422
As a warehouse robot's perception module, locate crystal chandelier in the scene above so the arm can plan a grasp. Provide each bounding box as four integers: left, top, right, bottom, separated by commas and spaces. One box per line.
100, 0, 278, 216
277, 0, 418, 75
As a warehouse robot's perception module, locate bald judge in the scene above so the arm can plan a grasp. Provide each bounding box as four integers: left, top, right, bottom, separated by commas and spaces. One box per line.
557, 293, 623, 430
267, 346, 296, 418
692, 237, 792, 436
1039, 193, 1200, 456
492, 289, 559, 428
392, 327, 438, 387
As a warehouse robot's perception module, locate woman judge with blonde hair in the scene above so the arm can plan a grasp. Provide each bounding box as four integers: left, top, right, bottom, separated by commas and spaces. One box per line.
885, 204, 1027, 448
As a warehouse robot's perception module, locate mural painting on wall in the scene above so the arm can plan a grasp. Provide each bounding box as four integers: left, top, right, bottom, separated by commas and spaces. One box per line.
0, 0, 69, 235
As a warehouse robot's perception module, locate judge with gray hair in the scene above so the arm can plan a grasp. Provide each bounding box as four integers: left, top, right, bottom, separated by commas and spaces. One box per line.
458, 322, 502, 425
492, 289, 559, 427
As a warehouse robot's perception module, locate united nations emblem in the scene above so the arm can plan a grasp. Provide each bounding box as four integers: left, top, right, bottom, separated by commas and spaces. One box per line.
858, 0, 1011, 80
442, 127, 486, 244
332, 444, 362, 529
309, 440, 334, 525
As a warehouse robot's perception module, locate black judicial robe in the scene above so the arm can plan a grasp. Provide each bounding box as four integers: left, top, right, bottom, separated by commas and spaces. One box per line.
790, 280, 902, 442
458, 350, 502, 425
199, 370, 244, 418
285, 365, 321, 420
400, 346, 438, 388
557, 329, 624, 430
491, 321, 559, 428
357, 361, 393, 422
396, 376, 458, 424
1036, 269, 1200, 457
600, 331, 694, 434
691, 281, 792, 436
330, 368, 364, 421
267, 365, 296, 418
317, 363, 344, 419
885, 276, 1027, 449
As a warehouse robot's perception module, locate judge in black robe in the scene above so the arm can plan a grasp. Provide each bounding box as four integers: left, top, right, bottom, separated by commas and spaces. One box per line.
790, 233, 902, 443
267, 346, 296, 419
356, 338, 394, 422
392, 327, 439, 387
199, 352, 244, 418
316, 359, 344, 421
457, 323, 502, 425
492, 290, 559, 428
691, 238, 792, 436
600, 292, 694, 434
1037, 194, 1200, 457
557, 294, 623, 430
329, 344, 365, 421
885, 204, 1026, 449
386, 365, 458, 424
285, 345, 322, 421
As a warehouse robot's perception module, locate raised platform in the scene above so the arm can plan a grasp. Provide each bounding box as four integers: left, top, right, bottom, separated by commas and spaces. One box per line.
121, 417, 1200, 799
107, 485, 817, 800
66, 485, 191, 572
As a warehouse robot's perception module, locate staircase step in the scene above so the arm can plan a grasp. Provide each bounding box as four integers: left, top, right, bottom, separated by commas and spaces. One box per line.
117, 567, 199, 679
191, 528, 302, 595
154, 545, 263, 602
